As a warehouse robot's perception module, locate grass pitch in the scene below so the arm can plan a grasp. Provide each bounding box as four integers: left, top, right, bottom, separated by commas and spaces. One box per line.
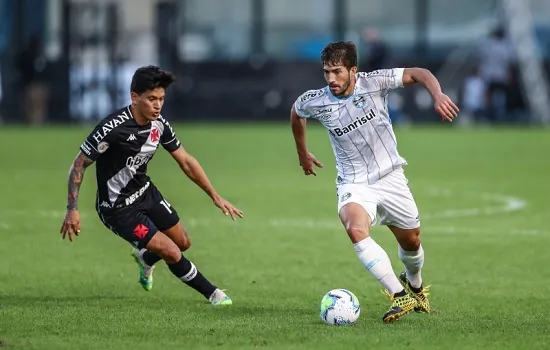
0, 123, 549, 349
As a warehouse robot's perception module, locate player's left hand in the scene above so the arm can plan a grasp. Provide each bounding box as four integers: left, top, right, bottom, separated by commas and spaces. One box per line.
212, 196, 243, 221
434, 93, 459, 122
60, 209, 81, 242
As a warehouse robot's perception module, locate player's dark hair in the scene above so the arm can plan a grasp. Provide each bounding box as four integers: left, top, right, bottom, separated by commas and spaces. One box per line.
130, 65, 175, 95
321, 41, 358, 70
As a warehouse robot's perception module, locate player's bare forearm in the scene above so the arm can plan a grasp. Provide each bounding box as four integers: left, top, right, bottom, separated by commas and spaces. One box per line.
403, 68, 442, 99
290, 105, 308, 155
179, 155, 219, 199
66, 152, 94, 211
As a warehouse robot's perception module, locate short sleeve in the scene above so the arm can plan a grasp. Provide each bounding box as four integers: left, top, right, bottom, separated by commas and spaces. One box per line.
361, 68, 404, 92
159, 116, 181, 153
79, 121, 116, 161
294, 89, 324, 119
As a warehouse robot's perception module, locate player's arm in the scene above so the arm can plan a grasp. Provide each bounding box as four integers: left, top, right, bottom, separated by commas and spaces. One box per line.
290, 104, 324, 176
169, 146, 243, 220
67, 151, 95, 210
60, 151, 94, 242
402, 67, 459, 122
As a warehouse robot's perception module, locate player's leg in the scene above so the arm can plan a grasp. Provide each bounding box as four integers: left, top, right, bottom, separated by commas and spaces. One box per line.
388, 225, 430, 313
144, 230, 231, 305
134, 186, 231, 304
132, 187, 190, 285
337, 185, 417, 323
145, 188, 191, 252
377, 168, 431, 313
134, 221, 190, 276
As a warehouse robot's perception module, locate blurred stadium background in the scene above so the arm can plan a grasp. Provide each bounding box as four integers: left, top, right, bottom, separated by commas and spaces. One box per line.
1, 0, 550, 126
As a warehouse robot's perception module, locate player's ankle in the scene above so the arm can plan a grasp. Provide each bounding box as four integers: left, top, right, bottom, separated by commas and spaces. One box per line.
394, 289, 407, 298
409, 283, 422, 294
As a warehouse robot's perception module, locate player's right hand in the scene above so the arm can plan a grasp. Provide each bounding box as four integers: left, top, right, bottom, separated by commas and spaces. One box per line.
434, 93, 459, 122
299, 151, 324, 176
60, 209, 81, 242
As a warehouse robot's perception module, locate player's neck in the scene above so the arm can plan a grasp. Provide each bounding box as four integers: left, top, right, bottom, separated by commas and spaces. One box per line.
130, 105, 150, 126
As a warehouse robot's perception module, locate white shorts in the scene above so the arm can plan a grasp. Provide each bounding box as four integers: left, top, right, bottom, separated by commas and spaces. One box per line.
336, 168, 420, 229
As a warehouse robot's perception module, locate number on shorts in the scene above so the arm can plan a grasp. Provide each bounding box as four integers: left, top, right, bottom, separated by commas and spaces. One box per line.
160, 199, 172, 214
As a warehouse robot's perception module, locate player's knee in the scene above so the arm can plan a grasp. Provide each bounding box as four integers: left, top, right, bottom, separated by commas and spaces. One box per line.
345, 225, 369, 242
401, 227, 421, 251
158, 243, 182, 264
179, 235, 191, 252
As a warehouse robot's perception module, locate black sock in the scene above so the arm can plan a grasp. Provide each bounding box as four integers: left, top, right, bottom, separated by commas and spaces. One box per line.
409, 283, 423, 294
142, 250, 163, 266
167, 256, 217, 298
394, 289, 407, 297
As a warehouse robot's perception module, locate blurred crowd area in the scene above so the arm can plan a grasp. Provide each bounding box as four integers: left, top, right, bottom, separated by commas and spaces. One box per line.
0, 0, 549, 125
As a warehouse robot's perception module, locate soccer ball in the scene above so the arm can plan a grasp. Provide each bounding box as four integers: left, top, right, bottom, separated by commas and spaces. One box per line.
319, 289, 361, 325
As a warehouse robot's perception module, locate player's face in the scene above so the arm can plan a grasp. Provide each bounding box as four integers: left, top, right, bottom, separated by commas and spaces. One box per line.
131, 88, 165, 121
323, 63, 357, 97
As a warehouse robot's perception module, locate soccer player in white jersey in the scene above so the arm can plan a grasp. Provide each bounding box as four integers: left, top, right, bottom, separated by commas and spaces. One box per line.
290, 41, 459, 323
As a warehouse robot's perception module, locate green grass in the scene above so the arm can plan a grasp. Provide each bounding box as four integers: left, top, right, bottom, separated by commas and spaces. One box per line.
0, 123, 549, 349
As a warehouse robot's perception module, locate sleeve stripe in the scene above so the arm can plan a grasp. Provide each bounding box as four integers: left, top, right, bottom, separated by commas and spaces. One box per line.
84, 140, 99, 152
162, 137, 177, 145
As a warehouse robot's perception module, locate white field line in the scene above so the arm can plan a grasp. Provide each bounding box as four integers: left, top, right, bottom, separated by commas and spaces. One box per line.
0, 191, 537, 235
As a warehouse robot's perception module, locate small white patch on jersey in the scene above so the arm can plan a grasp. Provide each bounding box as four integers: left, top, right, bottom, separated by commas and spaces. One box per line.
97, 141, 109, 153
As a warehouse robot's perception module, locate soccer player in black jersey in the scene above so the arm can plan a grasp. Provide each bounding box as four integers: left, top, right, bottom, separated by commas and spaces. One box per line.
60, 65, 242, 305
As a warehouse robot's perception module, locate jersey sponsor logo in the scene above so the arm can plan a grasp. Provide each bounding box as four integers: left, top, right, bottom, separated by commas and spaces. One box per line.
91, 112, 131, 143
330, 109, 377, 137
300, 89, 324, 102
81, 142, 92, 156
98, 141, 109, 153
362, 70, 384, 78
315, 107, 332, 115
138, 129, 151, 134
315, 107, 333, 121
127, 134, 137, 141
125, 181, 150, 206
150, 128, 160, 143
126, 153, 154, 169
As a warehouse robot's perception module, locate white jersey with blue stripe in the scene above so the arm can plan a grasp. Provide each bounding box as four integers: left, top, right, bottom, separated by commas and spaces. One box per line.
294, 68, 407, 185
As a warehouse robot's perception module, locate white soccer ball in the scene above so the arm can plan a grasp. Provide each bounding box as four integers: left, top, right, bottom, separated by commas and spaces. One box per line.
319, 289, 361, 325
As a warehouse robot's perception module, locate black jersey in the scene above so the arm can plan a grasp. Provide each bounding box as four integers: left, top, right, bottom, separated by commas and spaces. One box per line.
79, 106, 181, 211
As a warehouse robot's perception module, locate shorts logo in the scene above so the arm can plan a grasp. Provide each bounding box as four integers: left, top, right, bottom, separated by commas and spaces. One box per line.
133, 224, 149, 239
340, 192, 351, 202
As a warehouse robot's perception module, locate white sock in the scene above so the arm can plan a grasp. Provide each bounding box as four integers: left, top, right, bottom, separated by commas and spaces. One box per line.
136, 248, 152, 268
398, 244, 424, 289
354, 237, 404, 295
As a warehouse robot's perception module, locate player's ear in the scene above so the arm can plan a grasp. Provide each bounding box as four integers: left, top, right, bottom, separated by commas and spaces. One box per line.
130, 91, 139, 105
350, 66, 357, 75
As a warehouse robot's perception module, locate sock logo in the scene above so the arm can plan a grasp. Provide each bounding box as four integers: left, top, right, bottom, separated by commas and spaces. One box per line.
366, 258, 381, 271
181, 262, 198, 282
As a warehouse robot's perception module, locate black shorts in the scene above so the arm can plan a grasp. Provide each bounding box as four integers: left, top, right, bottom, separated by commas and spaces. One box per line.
97, 184, 180, 249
